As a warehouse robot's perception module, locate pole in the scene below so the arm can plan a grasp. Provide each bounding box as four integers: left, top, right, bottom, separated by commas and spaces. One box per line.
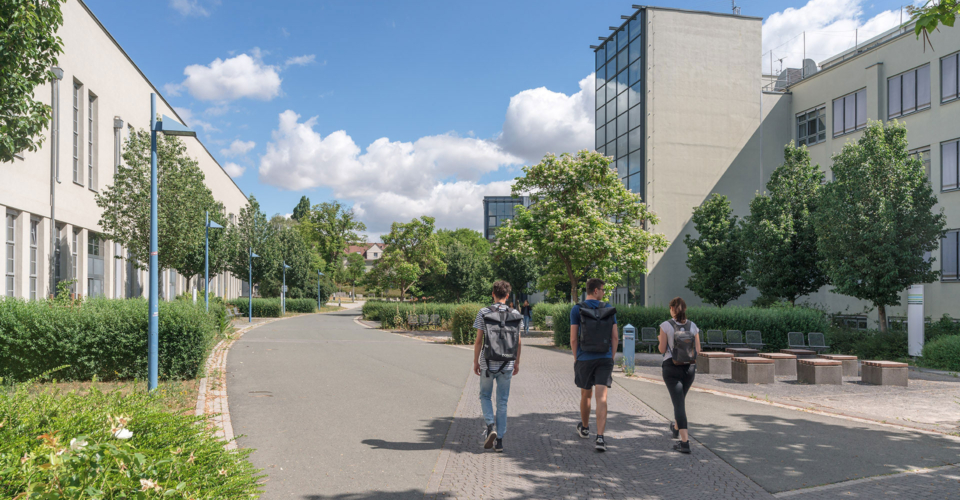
282, 262, 286, 315
317, 272, 321, 310
148, 94, 159, 391
248, 246, 253, 323
205, 211, 209, 312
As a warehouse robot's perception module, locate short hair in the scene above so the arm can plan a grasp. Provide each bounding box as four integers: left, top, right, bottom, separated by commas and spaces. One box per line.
492, 280, 512, 300
586, 278, 605, 296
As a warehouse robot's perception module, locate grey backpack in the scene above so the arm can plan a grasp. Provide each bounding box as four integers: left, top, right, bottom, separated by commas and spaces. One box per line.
669, 319, 697, 365
482, 305, 523, 373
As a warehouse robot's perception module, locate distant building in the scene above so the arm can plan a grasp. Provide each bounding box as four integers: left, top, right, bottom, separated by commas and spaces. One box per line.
483, 196, 530, 241
345, 243, 385, 272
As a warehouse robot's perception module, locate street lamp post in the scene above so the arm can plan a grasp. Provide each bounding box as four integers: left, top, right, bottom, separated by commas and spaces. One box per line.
148, 93, 195, 392
282, 261, 291, 315
204, 212, 223, 312
317, 271, 324, 310
248, 248, 259, 323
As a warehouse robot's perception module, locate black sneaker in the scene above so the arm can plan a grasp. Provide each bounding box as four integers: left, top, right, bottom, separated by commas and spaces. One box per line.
577, 422, 590, 439
673, 440, 691, 454
494, 438, 503, 453
483, 424, 497, 450
595, 435, 607, 452
670, 422, 679, 439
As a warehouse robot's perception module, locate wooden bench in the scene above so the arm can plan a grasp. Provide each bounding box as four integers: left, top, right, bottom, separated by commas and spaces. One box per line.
861, 360, 909, 387
797, 358, 842, 385
818, 354, 858, 377
732, 357, 775, 384
759, 352, 797, 377
699, 351, 733, 375
725, 347, 759, 358
780, 348, 817, 359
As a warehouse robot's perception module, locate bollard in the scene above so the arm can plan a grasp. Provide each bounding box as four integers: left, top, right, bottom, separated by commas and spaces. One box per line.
623, 324, 636, 373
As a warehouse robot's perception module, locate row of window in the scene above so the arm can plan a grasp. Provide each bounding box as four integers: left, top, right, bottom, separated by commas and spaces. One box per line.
72, 81, 98, 191
595, 15, 642, 70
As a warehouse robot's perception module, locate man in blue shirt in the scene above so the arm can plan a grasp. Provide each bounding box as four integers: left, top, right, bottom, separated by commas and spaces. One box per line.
569, 278, 618, 452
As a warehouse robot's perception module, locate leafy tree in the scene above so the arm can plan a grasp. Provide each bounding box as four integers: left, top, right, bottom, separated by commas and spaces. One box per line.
368, 216, 446, 301
684, 194, 748, 307
491, 254, 540, 305
0, 0, 65, 162
174, 207, 230, 291
226, 196, 279, 296
907, 0, 958, 50
494, 150, 667, 303
742, 143, 828, 305
420, 241, 491, 302
309, 200, 367, 267
436, 228, 491, 255
814, 121, 946, 332
260, 218, 314, 299
96, 129, 214, 276
291, 196, 311, 221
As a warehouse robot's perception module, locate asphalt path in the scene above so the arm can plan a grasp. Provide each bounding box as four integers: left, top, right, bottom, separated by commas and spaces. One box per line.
615, 373, 960, 493
227, 309, 472, 499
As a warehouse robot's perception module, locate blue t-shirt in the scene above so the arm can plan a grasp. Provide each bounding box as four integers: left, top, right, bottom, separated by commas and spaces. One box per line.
571, 300, 616, 361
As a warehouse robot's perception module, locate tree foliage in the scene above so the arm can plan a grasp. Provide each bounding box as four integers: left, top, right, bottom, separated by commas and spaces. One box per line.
291, 195, 311, 221
368, 216, 446, 301
226, 196, 279, 294
0, 0, 65, 162
684, 194, 748, 307
491, 253, 540, 304
907, 0, 958, 50
742, 143, 828, 305
813, 121, 946, 332
308, 200, 367, 268
494, 150, 667, 303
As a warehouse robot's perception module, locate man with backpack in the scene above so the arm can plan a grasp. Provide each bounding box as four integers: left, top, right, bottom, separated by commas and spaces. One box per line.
570, 278, 618, 452
472, 280, 523, 453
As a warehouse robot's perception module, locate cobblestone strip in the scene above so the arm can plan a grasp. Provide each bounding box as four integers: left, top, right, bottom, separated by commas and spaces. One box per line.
425, 346, 773, 499
775, 464, 960, 499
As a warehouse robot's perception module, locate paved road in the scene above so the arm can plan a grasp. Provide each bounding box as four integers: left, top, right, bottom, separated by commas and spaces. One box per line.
227, 309, 472, 499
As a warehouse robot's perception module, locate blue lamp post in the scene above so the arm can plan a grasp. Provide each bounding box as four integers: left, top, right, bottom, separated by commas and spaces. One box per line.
204, 212, 223, 312
148, 93, 195, 392
282, 261, 291, 315
248, 248, 259, 323
317, 271, 324, 310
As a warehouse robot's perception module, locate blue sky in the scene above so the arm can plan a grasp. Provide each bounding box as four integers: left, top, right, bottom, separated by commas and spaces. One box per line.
83, 0, 911, 235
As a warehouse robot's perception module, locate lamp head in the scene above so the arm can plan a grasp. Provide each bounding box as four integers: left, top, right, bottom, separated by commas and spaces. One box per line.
207, 220, 223, 229
251, 252, 260, 259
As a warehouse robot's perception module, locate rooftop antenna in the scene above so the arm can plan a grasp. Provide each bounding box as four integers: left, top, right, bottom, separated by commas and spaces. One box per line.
777, 57, 786, 73
732, 0, 741, 15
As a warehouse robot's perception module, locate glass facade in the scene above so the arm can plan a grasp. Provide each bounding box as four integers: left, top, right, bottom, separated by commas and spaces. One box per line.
483, 196, 530, 241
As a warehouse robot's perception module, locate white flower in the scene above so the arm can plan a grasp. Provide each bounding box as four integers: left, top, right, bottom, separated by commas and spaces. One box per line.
113, 428, 133, 440
70, 438, 88, 451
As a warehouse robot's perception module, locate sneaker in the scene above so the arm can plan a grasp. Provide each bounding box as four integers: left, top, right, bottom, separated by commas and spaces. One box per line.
673, 440, 691, 454
483, 424, 497, 450
576, 422, 590, 439
670, 422, 679, 439
595, 435, 607, 452
494, 438, 503, 453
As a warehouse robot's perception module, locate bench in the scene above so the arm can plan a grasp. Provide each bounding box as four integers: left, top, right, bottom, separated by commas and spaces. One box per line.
698, 351, 733, 375
704, 330, 726, 351
797, 358, 842, 385
640, 327, 659, 353
745, 330, 765, 350
407, 314, 420, 329
759, 352, 797, 377
787, 331, 807, 350
780, 348, 817, 359
419, 314, 429, 327
807, 332, 831, 354
861, 360, 909, 387
725, 347, 760, 358
726, 330, 745, 348
818, 354, 858, 377
732, 357, 775, 384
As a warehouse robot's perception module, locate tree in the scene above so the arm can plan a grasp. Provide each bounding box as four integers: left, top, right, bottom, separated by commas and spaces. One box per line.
260, 218, 313, 299
907, 0, 958, 50
368, 216, 446, 301
0, 0, 65, 162
174, 206, 230, 291
419, 241, 491, 302
814, 121, 946, 332
96, 129, 215, 276
291, 196, 311, 221
684, 194, 748, 307
436, 228, 491, 255
741, 143, 828, 305
309, 200, 367, 267
491, 254, 540, 305
494, 150, 668, 303
226, 196, 279, 296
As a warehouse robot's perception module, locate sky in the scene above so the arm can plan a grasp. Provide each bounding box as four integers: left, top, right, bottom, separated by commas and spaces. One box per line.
83, 0, 917, 237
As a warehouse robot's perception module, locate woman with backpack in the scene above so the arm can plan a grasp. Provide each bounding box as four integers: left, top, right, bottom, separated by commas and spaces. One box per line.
658, 297, 700, 454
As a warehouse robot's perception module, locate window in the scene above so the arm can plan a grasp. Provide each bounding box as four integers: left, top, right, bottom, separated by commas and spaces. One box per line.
29, 219, 38, 300
942, 52, 959, 103
833, 89, 866, 137
88, 94, 97, 191
943, 139, 959, 191
797, 106, 826, 145
943, 229, 959, 282
833, 315, 868, 330
5, 213, 14, 297
888, 64, 931, 118
596, 46, 605, 70
72, 82, 83, 185
72, 229, 79, 293
629, 16, 641, 40
488, 215, 496, 227
88, 233, 104, 298
909, 147, 931, 180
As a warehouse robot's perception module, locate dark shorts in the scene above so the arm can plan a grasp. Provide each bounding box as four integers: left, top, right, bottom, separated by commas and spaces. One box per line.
575, 357, 614, 390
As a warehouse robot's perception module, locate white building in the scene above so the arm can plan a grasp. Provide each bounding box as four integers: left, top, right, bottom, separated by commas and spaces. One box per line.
1, 0, 248, 301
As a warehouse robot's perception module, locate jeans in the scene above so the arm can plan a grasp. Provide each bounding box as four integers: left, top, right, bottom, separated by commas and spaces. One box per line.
662, 359, 696, 430
479, 369, 513, 437
523, 315, 531, 336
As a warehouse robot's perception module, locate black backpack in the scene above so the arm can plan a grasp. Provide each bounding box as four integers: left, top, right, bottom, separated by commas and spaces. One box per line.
482, 305, 523, 373
577, 302, 617, 353
669, 319, 697, 365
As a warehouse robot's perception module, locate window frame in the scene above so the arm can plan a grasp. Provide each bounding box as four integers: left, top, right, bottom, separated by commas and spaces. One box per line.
832, 89, 867, 138
909, 146, 932, 181
943, 139, 960, 192
88, 93, 98, 192
942, 229, 959, 282
5, 212, 15, 297
887, 64, 931, 119
29, 218, 38, 301
72, 81, 84, 186
796, 105, 826, 146
941, 51, 959, 104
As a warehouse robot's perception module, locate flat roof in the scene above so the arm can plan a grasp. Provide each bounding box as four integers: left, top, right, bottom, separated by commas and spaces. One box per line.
594, 5, 761, 51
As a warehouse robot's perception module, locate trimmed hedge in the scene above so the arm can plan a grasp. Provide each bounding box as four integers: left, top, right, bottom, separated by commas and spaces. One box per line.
286, 298, 318, 313
922, 335, 960, 372
0, 298, 215, 382
452, 304, 480, 345
361, 301, 466, 329
532, 303, 566, 331
551, 304, 830, 352
227, 298, 282, 317
828, 328, 908, 360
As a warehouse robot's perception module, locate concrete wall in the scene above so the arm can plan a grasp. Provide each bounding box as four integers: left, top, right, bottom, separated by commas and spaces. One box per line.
1, 0, 247, 300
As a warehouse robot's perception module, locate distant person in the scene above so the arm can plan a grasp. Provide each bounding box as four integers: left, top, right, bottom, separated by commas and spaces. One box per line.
570, 279, 618, 452
472, 280, 523, 453
521, 300, 532, 336
508, 301, 514, 310
658, 297, 700, 454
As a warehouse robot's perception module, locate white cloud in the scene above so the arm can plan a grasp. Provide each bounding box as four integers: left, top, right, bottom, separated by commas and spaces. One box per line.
223, 162, 246, 178
170, 0, 209, 17
221, 139, 255, 158
284, 54, 316, 67
762, 0, 902, 74
173, 107, 219, 133
176, 51, 281, 101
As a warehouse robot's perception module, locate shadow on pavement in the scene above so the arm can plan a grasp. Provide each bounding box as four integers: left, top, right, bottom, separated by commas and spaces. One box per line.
361, 417, 452, 451
302, 490, 424, 500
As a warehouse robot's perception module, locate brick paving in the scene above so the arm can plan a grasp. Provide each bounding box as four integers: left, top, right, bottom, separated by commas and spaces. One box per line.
425, 345, 773, 499
778, 464, 960, 499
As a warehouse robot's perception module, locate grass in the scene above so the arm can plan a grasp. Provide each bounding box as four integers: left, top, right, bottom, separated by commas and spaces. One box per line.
21, 379, 202, 414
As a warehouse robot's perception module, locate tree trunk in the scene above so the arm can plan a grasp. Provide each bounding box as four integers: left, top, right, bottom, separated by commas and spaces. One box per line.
878, 304, 888, 333
565, 259, 578, 304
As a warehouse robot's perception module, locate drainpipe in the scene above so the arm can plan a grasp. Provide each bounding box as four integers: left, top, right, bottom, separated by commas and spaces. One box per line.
49, 66, 63, 297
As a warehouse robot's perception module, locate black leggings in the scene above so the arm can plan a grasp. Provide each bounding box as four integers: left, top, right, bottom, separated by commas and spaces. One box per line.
661, 359, 696, 430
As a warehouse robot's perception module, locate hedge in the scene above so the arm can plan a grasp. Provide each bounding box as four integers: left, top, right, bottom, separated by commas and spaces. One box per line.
828, 328, 908, 360
532, 303, 566, 331
451, 304, 481, 344
551, 304, 830, 352
922, 335, 960, 372
226, 297, 320, 317
361, 301, 467, 329
286, 298, 318, 313
0, 297, 215, 382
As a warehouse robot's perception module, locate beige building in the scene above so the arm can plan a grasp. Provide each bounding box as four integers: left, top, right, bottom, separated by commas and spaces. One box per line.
2, 0, 248, 301
595, 7, 959, 327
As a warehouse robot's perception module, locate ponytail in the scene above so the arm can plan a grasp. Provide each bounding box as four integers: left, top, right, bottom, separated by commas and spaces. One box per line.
669, 297, 687, 323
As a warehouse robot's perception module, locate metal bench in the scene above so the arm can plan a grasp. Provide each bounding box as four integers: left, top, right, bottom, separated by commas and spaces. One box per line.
430, 314, 441, 327
640, 327, 659, 352
407, 314, 420, 329
787, 331, 807, 349
419, 314, 429, 327
726, 330, 745, 348
807, 332, 830, 353
705, 329, 726, 351
745, 330, 765, 350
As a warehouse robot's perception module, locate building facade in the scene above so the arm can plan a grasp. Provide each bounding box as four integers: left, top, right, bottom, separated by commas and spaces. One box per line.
592, 6, 959, 325
345, 243, 385, 272
1, 0, 248, 302
483, 196, 530, 241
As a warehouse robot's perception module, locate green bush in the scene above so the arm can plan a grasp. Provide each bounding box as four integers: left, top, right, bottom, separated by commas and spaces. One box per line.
0, 383, 262, 498
451, 304, 482, 345
532, 303, 566, 331
921, 335, 960, 372
926, 314, 960, 342
0, 298, 214, 382
285, 298, 318, 314
361, 301, 466, 329
227, 298, 282, 317
828, 328, 908, 360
